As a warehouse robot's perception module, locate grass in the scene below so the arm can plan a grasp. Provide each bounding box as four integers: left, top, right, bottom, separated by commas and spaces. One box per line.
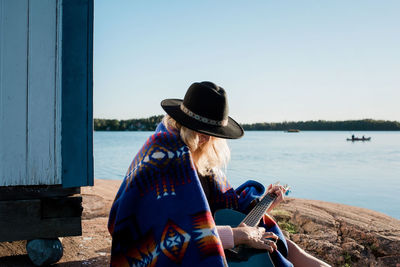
271, 209, 298, 234
340, 252, 352, 267
271, 209, 291, 218
277, 221, 298, 234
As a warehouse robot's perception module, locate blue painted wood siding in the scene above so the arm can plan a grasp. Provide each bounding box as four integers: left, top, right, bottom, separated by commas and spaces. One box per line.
0, 0, 63, 186
61, 0, 94, 187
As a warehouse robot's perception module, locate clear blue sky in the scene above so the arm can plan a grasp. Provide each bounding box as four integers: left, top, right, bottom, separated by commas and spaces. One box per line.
94, 0, 399, 123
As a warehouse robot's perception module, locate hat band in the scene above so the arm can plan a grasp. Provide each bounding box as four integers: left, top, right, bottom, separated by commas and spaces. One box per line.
180, 104, 228, 126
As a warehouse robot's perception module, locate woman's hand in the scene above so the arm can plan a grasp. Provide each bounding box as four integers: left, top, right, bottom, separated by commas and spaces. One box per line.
266, 184, 287, 212
232, 223, 278, 252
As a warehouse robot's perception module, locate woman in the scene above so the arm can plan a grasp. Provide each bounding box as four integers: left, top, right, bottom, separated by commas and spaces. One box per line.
108, 81, 329, 267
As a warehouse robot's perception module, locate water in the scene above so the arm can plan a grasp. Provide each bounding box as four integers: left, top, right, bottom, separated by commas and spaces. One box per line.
94, 131, 400, 219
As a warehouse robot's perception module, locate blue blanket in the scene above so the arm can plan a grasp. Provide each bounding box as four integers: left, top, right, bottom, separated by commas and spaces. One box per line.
108, 123, 292, 267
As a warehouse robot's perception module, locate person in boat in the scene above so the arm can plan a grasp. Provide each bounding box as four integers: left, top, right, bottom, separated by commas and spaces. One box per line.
108, 82, 330, 267
352, 134, 355, 141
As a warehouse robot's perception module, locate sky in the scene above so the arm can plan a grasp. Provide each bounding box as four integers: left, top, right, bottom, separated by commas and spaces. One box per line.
94, 0, 399, 123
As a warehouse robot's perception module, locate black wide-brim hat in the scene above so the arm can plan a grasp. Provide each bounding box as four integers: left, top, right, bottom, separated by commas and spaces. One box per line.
161, 81, 244, 139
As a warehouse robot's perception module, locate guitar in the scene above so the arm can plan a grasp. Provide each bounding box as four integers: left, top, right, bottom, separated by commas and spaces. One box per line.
214, 184, 290, 267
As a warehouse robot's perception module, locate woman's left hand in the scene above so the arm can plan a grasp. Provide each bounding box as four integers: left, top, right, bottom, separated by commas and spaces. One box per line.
266, 184, 287, 212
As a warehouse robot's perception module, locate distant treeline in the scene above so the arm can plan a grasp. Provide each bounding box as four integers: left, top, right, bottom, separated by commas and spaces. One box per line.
241, 119, 400, 131
94, 115, 164, 131
94, 117, 400, 131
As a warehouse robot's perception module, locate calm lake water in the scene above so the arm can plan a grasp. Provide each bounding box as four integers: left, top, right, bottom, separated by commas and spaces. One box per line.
94, 131, 400, 219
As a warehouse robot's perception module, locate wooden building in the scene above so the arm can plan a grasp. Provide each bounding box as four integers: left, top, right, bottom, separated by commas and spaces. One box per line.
0, 0, 93, 264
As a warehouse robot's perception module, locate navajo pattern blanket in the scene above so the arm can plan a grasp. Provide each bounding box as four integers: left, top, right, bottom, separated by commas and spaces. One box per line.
108, 122, 292, 267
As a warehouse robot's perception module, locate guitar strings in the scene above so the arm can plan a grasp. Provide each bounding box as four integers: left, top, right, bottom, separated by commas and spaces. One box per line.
241, 194, 276, 227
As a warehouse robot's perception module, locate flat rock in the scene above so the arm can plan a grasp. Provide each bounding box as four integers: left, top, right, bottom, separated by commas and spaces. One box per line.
273, 198, 400, 267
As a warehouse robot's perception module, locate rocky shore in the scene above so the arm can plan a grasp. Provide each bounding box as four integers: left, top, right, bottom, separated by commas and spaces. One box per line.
272, 199, 400, 266
0, 179, 399, 266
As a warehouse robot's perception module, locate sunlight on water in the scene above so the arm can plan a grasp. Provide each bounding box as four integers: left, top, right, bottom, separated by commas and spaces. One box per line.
94, 131, 400, 219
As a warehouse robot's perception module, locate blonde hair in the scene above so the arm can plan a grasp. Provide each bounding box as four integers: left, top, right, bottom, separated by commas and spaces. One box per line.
162, 115, 230, 176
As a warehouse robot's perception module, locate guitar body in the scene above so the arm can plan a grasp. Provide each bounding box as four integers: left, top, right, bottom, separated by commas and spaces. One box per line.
214, 209, 275, 267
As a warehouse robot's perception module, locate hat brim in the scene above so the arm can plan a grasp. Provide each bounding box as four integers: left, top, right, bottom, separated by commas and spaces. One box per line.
161, 99, 244, 139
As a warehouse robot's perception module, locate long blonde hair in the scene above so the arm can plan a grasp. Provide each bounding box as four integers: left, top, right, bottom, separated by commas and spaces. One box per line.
162, 115, 230, 176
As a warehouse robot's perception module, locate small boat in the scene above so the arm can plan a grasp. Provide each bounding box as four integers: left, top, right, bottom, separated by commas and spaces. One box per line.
286, 129, 300, 133
346, 136, 371, 141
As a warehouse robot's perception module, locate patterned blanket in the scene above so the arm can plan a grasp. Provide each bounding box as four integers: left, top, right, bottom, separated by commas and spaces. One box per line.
108, 122, 293, 267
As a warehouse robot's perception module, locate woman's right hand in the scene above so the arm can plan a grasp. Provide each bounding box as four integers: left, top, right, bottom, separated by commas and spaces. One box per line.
231, 223, 278, 252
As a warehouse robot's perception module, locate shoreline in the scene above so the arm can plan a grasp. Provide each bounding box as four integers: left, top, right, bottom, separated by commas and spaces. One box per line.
92, 178, 400, 220
1, 179, 399, 266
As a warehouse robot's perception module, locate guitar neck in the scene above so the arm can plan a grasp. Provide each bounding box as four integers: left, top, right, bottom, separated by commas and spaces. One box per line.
240, 193, 276, 227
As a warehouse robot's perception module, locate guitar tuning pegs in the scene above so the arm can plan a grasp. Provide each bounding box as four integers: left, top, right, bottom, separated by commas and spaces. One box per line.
283, 185, 291, 196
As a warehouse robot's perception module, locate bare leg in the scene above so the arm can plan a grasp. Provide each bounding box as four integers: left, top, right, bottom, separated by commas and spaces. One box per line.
286, 238, 331, 267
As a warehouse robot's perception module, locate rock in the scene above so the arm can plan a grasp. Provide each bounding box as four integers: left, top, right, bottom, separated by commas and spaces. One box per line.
1, 179, 398, 267
377, 255, 400, 267
273, 198, 400, 267
26, 238, 63, 266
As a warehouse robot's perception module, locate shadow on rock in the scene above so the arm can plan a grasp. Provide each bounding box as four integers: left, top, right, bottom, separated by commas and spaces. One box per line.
0, 255, 35, 267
